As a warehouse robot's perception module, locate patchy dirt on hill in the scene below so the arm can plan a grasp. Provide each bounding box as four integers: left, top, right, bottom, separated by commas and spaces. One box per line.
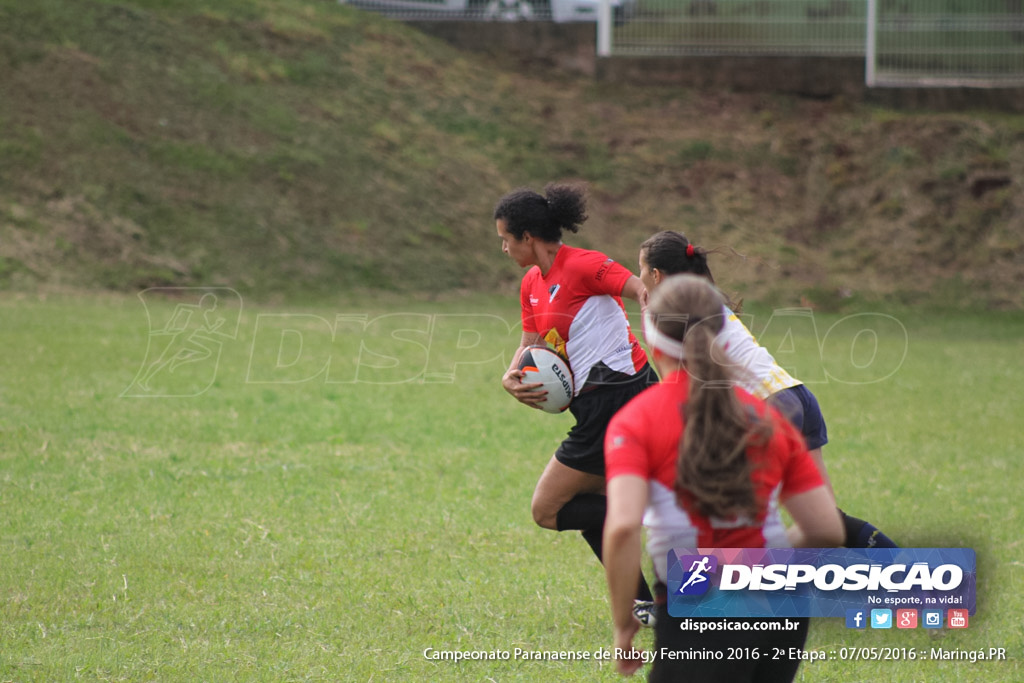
0, 1, 1022, 309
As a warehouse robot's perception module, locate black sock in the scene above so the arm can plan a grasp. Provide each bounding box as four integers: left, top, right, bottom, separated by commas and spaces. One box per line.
840, 509, 899, 548
578, 526, 654, 602
557, 494, 654, 603
555, 493, 607, 532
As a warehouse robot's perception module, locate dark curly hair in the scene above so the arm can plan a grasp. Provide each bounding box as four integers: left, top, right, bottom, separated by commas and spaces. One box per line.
493, 182, 588, 243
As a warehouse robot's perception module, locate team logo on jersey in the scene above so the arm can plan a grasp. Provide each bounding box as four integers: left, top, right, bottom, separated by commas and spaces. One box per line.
548, 284, 560, 302
676, 555, 718, 596
544, 329, 567, 361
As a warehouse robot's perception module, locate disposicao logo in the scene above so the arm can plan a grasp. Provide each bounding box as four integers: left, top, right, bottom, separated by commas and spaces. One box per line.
666, 548, 976, 619
676, 555, 718, 596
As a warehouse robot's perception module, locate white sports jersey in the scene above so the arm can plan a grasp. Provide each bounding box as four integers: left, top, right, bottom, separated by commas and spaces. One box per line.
717, 306, 801, 399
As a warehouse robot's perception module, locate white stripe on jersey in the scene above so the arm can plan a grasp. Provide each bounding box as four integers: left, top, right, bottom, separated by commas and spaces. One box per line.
564, 295, 636, 394
643, 481, 790, 584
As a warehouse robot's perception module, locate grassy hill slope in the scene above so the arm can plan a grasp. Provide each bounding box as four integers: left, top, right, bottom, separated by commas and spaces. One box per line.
1, 0, 1023, 307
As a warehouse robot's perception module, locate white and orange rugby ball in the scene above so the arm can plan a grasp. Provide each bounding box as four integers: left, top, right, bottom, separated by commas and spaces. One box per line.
518, 346, 574, 414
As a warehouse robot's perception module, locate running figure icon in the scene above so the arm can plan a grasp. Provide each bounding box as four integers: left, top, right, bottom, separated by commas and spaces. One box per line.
123, 287, 242, 397
679, 556, 713, 594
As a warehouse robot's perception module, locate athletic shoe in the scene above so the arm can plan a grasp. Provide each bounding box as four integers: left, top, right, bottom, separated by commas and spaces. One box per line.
633, 600, 656, 628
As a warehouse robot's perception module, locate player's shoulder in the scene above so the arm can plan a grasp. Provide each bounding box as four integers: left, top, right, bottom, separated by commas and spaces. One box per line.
720, 307, 755, 339
559, 245, 614, 266
521, 265, 543, 286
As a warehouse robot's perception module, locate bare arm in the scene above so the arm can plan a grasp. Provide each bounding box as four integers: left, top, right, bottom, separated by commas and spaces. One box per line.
604, 475, 648, 677
502, 331, 548, 408
620, 275, 648, 313
783, 486, 845, 548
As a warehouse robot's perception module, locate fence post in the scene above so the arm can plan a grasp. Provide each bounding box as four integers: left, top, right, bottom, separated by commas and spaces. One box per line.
865, 0, 877, 86
597, 0, 612, 57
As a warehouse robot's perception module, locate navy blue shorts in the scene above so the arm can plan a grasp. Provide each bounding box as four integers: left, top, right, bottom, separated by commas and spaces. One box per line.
767, 384, 828, 451
555, 364, 659, 476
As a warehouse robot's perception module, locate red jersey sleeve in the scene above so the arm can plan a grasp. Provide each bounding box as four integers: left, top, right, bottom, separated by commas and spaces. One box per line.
566, 251, 633, 298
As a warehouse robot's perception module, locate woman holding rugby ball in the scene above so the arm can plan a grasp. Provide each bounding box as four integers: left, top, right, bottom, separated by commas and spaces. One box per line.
495, 182, 658, 620
603, 274, 844, 681
637, 230, 898, 550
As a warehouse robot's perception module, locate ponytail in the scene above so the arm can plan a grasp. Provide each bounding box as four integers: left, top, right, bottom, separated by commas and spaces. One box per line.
677, 320, 764, 521
640, 230, 743, 312
493, 182, 587, 242
646, 274, 771, 521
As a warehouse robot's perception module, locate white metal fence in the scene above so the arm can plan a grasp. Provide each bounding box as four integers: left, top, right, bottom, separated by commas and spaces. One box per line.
339, 0, 627, 23
343, 0, 1024, 87
612, 0, 867, 56
866, 1, 1024, 87
611, 0, 1024, 87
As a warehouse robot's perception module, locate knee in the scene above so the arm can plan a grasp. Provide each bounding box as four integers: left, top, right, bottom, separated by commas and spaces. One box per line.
531, 496, 559, 530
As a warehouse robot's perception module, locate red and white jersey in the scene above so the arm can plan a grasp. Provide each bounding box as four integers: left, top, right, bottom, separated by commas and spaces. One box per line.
520, 246, 647, 394
604, 370, 824, 583
718, 306, 801, 399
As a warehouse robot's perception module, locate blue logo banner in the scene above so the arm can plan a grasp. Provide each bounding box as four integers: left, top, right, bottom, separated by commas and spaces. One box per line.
666, 548, 976, 618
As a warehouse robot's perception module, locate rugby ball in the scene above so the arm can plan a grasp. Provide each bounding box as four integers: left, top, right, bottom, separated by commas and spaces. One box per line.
518, 346, 574, 414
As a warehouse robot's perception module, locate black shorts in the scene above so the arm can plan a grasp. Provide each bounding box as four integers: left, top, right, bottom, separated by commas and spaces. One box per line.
649, 604, 810, 683
766, 384, 828, 451
554, 364, 658, 476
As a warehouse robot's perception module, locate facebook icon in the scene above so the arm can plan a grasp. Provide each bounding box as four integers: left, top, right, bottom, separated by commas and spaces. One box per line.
845, 609, 866, 629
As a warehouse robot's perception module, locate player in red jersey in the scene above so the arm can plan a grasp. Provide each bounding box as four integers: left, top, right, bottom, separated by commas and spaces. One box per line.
604, 274, 843, 681
495, 183, 658, 620
638, 230, 898, 550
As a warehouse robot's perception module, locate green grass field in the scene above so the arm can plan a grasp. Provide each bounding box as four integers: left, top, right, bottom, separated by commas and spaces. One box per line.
1, 292, 1022, 681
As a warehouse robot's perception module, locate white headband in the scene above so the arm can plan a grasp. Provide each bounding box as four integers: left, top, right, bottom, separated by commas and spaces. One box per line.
643, 312, 686, 360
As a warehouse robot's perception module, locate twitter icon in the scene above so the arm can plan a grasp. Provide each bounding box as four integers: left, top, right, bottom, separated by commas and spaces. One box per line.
871, 609, 892, 629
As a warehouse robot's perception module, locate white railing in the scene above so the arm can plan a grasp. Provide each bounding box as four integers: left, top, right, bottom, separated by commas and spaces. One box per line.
342, 0, 1024, 87
610, 0, 1024, 87
611, 0, 867, 56
866, 0, 1024, 87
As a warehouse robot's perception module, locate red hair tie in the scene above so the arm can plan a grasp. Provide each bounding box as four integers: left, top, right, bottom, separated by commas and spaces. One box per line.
686, 244, 696, 257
